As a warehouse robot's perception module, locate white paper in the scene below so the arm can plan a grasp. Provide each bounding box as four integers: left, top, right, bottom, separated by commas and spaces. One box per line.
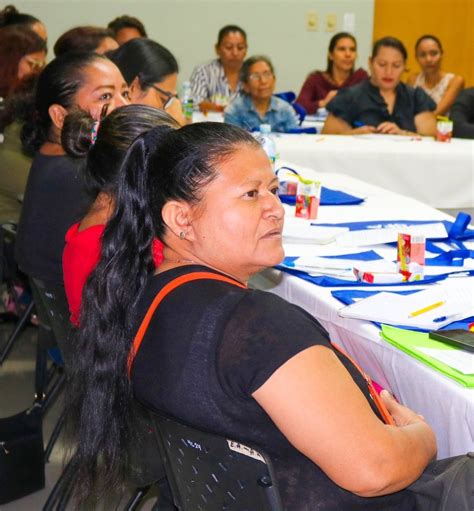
343, 12, 355, 32
338, 279, 474, 329
417, 347, 474, 374
336, 223, 448, 247
283, 220, 348, 245
292, 255, 397, 273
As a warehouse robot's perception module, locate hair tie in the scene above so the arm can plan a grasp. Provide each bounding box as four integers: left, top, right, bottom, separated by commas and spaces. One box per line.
90, 121, 100, 146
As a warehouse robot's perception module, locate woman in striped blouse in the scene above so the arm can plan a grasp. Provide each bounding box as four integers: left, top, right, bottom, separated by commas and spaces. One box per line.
190, 24, 247, 113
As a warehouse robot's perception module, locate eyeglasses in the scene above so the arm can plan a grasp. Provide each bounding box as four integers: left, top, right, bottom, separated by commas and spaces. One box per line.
150, 85, 177, 109
25, 57, 45, 71
248, 71, 274, 82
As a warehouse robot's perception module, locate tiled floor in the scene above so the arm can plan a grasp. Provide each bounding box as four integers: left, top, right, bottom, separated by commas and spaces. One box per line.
0, 323, 158, 510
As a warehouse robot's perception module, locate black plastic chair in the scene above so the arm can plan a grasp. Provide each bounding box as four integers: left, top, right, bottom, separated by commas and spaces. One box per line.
149, 410, 284, 511
0, 222, 33, 364
32, 280, 171, 511
274, 91, 307, 125
28, 278, 70, 463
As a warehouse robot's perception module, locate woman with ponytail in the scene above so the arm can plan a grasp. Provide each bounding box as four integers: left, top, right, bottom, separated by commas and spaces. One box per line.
16, 51, 129, 284
69, 122, 437, 509
61, 104, 179, 325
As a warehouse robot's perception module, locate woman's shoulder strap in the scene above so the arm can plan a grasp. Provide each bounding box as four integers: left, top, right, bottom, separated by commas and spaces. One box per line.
127, 271, 246, 377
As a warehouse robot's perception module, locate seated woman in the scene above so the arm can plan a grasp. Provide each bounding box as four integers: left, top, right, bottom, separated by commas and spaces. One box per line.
0, 25, 46, 222
108, 38, 185, 125
407, 35, 464, 116
451, 87, 474, 139
0, 4, 47, 41
296, 32, 368, 114
66, 122, 437, 510
16, 52, 129, 284
107, 14, 147, 46
61, 104, 179, 325
53, 26, 118, 56
323, 37, 437, 136
190, 24, 247, 113
224, 55, 299, 132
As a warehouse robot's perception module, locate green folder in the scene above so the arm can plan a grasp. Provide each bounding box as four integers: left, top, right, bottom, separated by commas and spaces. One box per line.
380, 324, 474, 388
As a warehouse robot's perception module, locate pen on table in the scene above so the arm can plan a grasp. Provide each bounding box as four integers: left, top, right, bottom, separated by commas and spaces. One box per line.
433, 312, 467, 323
408, 300, 445, 318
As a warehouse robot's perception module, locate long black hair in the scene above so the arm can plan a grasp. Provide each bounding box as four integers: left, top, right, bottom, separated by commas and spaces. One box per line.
326, 31, 357, 75
66, 122, 259, 501
61, 104, 179, 198
21, 52, 108, 155
108, 38, 178, 89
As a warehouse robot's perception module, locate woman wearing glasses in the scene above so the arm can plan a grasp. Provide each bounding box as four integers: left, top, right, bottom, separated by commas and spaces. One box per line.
224, 55, 299, 132
109, 38, 185, 125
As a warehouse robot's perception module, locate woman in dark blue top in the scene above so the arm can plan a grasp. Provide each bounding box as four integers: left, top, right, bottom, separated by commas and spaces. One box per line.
323, 37, 437, 136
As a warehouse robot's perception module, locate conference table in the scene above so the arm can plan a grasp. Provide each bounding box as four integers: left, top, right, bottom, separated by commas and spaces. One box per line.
274, 134, 474, 210
251, 162, 474, 459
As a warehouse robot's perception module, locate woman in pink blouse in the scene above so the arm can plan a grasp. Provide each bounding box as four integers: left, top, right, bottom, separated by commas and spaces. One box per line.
296, 32, 368, 115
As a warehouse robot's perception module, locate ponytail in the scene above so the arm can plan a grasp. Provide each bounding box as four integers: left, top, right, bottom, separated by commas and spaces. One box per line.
61, 109, 97, 158
64, 125, 173, 501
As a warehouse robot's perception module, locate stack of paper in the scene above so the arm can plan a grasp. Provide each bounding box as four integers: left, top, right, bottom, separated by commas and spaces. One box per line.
336, 222, 448, 247
283, 220, 348, 245
338, 279, 474, 330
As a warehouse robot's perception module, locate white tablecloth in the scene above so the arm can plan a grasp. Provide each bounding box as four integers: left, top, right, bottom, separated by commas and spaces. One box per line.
251, 164, 474, 458
275, 134, 474, 210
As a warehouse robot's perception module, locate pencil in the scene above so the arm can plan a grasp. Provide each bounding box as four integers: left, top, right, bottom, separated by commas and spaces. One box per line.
408, 300, 445, 318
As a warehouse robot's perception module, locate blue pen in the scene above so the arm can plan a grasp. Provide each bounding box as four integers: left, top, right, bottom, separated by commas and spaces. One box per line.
353, 121, 365, 127
433, 312, 465, 323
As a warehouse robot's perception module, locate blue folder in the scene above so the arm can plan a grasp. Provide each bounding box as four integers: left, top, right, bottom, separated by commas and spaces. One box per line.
279, 186, 364, 206
315, 213, 473, 241
277, 257, 474, 287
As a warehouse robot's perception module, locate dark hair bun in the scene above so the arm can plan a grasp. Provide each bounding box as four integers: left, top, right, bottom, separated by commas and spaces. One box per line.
61, 110, 96, 157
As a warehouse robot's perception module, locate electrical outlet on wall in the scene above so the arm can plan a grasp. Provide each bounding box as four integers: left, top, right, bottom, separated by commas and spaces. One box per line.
325, 13, 337, 32
306, 10, 318, 31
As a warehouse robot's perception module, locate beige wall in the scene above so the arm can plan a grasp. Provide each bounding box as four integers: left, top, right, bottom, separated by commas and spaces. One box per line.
374, 0, 474, 86
13, 0, 375, 93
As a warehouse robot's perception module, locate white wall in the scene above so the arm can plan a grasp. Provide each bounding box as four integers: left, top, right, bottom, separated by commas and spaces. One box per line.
13, 0, 374, 93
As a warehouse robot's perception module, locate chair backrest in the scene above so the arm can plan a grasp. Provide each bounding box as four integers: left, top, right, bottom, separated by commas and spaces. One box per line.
274, 91, 307, 124
29, 277, 72, 366
149, 411, 284, 511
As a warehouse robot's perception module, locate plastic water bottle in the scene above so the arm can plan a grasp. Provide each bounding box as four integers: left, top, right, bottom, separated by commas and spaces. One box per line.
181, 81, 194, 122
258, 124, 278, 170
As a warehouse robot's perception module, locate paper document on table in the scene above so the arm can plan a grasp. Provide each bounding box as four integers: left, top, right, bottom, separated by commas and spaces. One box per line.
417, 347, 474, 374
292, 255, 396, 272
336, 223, 448, 247
283, 221, 348, 244
338, 279, 474, 329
